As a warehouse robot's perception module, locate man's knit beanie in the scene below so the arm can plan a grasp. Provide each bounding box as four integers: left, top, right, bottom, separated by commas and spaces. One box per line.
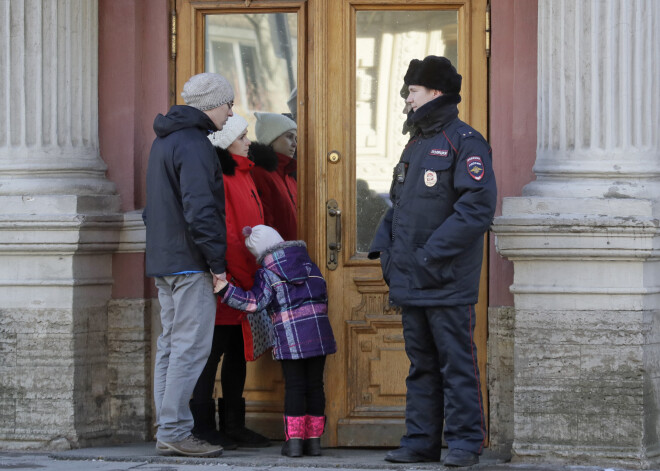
254, 112, 297, 146
181, 73, 234, 111
403, 56, 462, 95
208, 114, 248, 149
244, 225, 284, 259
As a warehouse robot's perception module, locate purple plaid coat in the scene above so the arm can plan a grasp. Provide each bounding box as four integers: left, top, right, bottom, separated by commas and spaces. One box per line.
222, 241, 337, 360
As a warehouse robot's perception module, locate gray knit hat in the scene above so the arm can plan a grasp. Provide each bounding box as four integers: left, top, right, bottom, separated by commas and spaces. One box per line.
254, 112, 297, 146
181, 73, 234, 111
208, 114, 248, 149
286, 87, 298, 121
243, 225, 284, 259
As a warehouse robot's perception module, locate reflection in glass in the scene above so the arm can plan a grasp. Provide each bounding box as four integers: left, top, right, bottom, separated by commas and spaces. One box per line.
355, 10, 458, 253
205, 13, 298, 138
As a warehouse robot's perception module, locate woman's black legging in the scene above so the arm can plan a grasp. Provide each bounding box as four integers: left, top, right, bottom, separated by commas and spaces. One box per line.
192, 325, 246, 402
280, 356, 326, 416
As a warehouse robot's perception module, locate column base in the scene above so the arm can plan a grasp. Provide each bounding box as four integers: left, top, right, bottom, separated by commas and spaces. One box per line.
512, 442, 660, 470
493, 195, 660, 469
0, 193, 122, 449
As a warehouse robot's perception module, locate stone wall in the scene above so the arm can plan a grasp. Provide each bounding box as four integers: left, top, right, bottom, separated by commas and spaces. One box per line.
107, 299, 153, 442
511, 308, 660, 467
487, 306, 514, 455
0, 305, 111, 449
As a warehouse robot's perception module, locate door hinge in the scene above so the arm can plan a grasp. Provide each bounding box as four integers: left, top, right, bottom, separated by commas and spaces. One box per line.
485, 2, 491, 58
170, 5, 177, 61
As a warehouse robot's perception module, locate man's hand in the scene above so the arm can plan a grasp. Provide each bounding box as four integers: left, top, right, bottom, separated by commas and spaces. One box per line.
212, 271, 227, 293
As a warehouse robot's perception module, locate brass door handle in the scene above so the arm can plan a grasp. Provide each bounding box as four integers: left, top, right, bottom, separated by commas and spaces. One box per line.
326, 199, 342, 270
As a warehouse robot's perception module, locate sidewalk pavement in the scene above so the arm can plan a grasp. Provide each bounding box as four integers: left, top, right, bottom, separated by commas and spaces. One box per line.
0, 442, 636, 471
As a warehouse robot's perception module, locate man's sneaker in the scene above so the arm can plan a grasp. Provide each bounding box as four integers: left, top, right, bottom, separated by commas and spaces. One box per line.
155, 440, 174, 455
156, 435, 223, 457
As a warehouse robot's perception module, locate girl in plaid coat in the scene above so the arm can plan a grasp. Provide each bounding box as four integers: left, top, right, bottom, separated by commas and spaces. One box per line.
215, 225, 336, 458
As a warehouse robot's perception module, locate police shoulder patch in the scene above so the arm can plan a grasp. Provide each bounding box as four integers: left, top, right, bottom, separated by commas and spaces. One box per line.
467, 156, 485, 181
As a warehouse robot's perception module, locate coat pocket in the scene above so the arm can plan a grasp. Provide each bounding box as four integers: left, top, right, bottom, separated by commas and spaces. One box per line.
419, 156, 453, 197
411, 248, 454, 290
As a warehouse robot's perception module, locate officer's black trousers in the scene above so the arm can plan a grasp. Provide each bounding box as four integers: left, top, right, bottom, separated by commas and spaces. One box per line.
399, 305, 485, 457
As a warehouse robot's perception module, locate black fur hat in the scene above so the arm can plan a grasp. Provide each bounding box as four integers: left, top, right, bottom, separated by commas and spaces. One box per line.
403, 56, 461, 95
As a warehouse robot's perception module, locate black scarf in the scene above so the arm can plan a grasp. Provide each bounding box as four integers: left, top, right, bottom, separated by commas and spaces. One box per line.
405, 93, 461, 137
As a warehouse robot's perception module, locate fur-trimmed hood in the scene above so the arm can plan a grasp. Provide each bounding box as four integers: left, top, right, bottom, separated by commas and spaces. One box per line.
214, 146, 238, 175
258, 241, 312, 283
248, 142, 279, 172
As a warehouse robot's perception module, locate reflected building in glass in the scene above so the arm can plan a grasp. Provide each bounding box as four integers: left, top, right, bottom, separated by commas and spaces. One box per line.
205, 13, 298, 137
355, 11, 457, 252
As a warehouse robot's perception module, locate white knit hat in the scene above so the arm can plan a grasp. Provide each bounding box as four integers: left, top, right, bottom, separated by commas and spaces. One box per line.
243, 225, 284, 259
181, 73, 234, 111
208, 114, 248, 149
254, 112, 297, 146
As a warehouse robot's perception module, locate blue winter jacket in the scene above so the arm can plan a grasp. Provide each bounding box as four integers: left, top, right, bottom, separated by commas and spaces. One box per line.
369, 95, 497, 307
143, 105, 227, 277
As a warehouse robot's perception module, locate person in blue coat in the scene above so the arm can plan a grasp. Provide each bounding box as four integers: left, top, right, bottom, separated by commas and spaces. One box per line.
143, 72, 234, 458
369, 56, 497, 467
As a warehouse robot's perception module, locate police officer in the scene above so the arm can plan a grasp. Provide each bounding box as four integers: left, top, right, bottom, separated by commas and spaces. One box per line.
369, 56, 497, 467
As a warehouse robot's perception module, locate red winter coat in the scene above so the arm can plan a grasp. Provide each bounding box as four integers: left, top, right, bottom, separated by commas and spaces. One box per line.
215, 150, 265, 325
249, 142, 298, 241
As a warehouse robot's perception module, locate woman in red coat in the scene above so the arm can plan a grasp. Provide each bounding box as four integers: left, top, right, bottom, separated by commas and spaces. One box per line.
190, 114, 269, 449
249, 112, 298, 241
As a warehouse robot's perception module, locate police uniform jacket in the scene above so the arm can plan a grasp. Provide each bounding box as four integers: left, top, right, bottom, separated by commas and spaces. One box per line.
369, 94, 497, 307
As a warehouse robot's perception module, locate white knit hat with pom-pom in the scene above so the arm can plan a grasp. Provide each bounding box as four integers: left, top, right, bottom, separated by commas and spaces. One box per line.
243, 225, 284, 259
208, 114, 248, 149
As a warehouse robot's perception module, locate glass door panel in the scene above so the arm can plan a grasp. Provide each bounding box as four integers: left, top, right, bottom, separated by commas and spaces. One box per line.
205, 13, 298, 138
355, 10, 458, 253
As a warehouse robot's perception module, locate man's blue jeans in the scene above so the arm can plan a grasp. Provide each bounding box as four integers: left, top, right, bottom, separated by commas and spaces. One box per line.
153, 272, 216, 442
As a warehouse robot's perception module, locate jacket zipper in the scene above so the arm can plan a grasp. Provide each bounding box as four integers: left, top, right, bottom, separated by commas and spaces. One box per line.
251, 189, 263, 219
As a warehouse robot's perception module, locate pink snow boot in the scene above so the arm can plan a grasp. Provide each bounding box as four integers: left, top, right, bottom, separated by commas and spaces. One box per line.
281, 415, 305, 457
303, 415, 325, 456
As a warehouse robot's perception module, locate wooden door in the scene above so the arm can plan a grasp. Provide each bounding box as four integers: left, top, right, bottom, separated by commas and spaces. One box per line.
175, 0, 488, 447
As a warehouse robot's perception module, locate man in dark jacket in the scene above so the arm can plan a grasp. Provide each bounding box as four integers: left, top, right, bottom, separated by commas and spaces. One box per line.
143, 72, 234, 458
369, 56, 497, 467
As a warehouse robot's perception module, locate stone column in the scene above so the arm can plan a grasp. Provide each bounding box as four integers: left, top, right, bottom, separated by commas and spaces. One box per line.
493, 0, 660, 468
0, 0, 121, 449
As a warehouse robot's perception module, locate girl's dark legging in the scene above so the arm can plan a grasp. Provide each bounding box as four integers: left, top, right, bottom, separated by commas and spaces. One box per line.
280, 356, 327, 416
